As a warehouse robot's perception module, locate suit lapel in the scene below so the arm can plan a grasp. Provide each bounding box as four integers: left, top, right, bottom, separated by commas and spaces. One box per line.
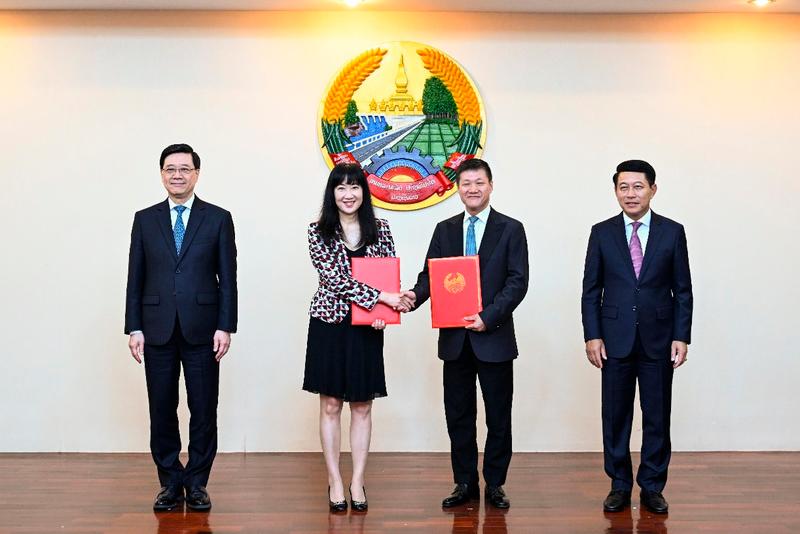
478, 209, 505, 271
446, 213, 464, 257
156, 200, 179, 262
177, 197, 207, 264
611, 213, 637, 282
637, 212, 663, 281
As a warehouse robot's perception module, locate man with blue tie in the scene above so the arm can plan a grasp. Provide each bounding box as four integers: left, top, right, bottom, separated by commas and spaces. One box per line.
581, 159, 692, 514
404, 158, 529, 509
125, 144, 237, 511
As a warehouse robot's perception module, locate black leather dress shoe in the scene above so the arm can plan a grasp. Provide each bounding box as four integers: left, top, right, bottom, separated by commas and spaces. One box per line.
185, 486, 212, 511
640, 490, 669, 514
442, 483, 479, 508
485, 486, 510, 509
328, 486, 348, 513
349, 485, 368, 512
603, 489, 631, 512
153, 486, 184, 512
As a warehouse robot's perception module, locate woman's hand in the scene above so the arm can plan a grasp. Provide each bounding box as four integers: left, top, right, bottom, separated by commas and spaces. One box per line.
371, 318, 386, 330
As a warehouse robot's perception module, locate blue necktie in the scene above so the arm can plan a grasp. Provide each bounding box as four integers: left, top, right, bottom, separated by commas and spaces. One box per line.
465, 215, 478, 256
173, 205, 186, 254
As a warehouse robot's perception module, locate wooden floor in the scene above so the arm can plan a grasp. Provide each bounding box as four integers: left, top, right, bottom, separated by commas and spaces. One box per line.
0, 452, 797, 533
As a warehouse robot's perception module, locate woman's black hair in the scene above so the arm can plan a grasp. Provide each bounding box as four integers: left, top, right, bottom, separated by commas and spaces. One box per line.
316, 163, 378, 246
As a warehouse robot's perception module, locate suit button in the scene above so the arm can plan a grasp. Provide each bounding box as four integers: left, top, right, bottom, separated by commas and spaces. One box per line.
175, 268, 181, 274
632, 306, 637, 312
636, 288, 640, 293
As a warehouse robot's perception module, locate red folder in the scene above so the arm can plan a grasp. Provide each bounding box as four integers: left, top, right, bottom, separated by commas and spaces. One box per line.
428, 256, 482, 328
350, 257, 401, 325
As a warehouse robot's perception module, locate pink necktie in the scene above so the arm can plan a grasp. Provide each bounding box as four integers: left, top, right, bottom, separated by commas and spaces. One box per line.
630, 221, 643, 279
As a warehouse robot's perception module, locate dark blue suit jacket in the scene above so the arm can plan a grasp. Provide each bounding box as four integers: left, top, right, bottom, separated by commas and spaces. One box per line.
581, 212, 692, 359
125, 197, 237, 345
411, 208, 529, 363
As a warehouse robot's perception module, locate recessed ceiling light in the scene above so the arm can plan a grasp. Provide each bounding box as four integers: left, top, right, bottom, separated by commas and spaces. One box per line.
748, 0, 775, 7
344, 0, 364, 7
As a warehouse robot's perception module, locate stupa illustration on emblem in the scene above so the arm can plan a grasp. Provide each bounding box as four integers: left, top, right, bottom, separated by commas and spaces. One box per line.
318, 42, 487, 211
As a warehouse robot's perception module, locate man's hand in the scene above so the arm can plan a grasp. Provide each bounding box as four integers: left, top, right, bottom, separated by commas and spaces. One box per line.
671, 340, 688, 368
213, 330, 231, 362
128, 333, 145, 364
400, 290, 417, 311
585, 338, 606, 369
464, 314, 486, 332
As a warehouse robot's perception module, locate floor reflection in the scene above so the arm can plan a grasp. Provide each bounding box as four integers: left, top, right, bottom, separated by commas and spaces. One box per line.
605, 507, 668, 534
443, 501, 508, 534
327, 509, 365, 534
636, 508, 668, 534
604, 508, 634, 534
446, 504, 479, 533
481, 500, 508, 533
154, 509, 213, 534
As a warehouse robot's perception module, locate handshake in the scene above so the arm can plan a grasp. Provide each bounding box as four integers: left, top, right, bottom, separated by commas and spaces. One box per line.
379, 290, 417, 313
374, 290, 485, 331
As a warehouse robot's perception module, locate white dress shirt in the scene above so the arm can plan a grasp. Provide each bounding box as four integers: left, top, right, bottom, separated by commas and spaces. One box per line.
463, 205, 491, 255
169, 194, 195, 229
623, 209, 652, 255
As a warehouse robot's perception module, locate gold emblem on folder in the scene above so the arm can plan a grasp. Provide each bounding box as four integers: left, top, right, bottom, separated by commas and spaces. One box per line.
444, 272, 466, 294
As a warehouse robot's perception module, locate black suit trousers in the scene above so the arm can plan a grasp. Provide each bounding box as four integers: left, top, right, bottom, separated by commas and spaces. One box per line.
443, 336, 514, 488
601, 331, 673, 493
143, 317, 219, 489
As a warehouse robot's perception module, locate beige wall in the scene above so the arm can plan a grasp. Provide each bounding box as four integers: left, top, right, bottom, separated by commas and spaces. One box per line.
0, 10, 798, 452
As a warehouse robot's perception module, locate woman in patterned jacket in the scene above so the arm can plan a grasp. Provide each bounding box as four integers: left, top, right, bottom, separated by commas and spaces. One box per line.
303, 163, 407, 512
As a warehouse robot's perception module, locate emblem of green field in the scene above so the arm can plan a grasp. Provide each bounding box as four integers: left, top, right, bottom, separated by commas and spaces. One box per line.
318, 42, 487, 211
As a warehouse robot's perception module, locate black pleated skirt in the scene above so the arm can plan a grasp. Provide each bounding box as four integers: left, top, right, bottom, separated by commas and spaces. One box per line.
302, 313, 387, 402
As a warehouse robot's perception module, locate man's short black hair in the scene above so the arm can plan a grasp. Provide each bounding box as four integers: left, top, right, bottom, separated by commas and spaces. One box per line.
455, 158, 493, 184
613, 159, 655, 187
160, 143, 201, 170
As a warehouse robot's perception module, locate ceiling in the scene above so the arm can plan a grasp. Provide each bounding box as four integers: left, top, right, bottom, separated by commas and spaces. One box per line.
1, 0, 799, 13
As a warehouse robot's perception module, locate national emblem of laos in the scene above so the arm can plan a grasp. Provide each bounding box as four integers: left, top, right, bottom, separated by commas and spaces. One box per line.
318, 41, 487, 211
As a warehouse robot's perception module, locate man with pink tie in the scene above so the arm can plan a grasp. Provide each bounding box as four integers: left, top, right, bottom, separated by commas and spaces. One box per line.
581, 160, 693, 514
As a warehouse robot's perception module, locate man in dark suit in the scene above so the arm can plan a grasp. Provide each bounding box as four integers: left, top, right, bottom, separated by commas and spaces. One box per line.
403, 158, 529, 509
581, 159, 692, 514
125, 143, 237, 511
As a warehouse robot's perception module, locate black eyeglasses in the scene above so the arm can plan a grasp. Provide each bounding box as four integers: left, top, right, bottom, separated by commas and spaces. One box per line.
161, 166, 196, 176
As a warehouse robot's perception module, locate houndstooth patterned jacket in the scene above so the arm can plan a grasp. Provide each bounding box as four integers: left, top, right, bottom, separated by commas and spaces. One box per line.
308, 218, 396, 324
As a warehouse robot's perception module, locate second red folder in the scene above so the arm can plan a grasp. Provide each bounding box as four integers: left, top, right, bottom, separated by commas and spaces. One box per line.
428, 256, 482, 328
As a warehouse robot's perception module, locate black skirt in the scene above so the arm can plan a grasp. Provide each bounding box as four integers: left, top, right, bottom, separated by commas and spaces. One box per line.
302, 313, 387, 402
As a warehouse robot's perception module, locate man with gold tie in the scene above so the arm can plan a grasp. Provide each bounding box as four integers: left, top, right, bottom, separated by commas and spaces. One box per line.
581, 159, 693, 514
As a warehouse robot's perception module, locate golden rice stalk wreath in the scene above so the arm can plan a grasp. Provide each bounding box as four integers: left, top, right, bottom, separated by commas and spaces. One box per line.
321, 48, 387, 155
417, 47, 483, 180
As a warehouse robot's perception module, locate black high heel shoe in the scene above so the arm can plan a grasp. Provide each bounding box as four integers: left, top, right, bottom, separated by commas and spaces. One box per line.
328, 486, 348, 513
349, 485, 368, 512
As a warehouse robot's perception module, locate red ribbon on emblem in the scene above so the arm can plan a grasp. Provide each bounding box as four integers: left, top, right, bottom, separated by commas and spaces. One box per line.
329, 151, 359, 165
443, 152, 474, 171
367, 174, 446, 204
433, 171, 454, 196
331, 150, 458, 203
